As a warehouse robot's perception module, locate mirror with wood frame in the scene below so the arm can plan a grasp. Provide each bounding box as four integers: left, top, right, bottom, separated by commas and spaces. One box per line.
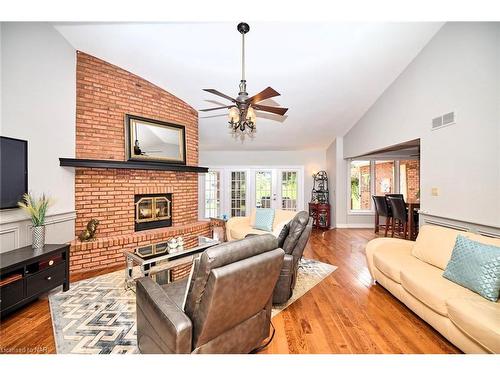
125, 115, 186, 164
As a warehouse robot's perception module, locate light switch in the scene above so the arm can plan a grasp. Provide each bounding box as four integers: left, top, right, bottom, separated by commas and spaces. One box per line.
431, 187, 439, 196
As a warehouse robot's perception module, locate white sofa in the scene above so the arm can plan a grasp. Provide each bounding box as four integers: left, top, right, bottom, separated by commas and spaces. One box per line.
366, 224, 500, 354
226, 209, 298, 241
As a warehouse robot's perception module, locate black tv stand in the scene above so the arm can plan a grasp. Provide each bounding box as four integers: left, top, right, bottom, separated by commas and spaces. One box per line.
0, 244, 70, 317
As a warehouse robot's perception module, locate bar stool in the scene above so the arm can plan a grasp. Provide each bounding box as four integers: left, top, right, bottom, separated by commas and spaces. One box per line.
387, 196, 409, 239
372, 195, 392, 237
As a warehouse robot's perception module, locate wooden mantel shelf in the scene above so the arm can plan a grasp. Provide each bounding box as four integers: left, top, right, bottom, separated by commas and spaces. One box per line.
59, 158, 209, 173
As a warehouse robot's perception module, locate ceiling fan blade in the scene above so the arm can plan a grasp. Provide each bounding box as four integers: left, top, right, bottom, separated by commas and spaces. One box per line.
199, 105, 234, 112
203, 89, 236, 103
252, 104, 288, 116
247, 87, 280, 104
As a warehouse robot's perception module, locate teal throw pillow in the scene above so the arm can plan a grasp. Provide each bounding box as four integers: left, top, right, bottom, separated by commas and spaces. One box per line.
442, 235, 500, 302
253, 208, 275, 232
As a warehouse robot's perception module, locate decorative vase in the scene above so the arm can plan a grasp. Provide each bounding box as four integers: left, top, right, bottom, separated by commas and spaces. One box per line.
32, 225, 46, 249
167, 238, 178, 252
176, 236, 184, 247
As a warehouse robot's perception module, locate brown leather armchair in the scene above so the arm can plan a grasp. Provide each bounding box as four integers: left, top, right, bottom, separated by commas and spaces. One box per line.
272, 211, 313, 304
136, 234, 284, 354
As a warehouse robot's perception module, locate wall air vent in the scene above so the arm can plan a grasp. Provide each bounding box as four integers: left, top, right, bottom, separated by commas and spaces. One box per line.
432, 116, 442, 129
442, 112, 455, 125
432, 111, 455, 130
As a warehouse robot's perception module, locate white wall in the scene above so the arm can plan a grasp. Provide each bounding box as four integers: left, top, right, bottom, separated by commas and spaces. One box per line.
0, 23, 76, 251
325, 140, 337, 226
325, 137, 370, 228
342, 22, 500, 228
200, 149, 327, 211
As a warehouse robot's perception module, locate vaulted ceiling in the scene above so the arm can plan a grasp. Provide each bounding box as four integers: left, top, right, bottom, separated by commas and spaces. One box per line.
54, 22, 443, 151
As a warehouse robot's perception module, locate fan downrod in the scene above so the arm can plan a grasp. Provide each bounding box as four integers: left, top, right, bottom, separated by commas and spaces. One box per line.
237, 22, 250, 34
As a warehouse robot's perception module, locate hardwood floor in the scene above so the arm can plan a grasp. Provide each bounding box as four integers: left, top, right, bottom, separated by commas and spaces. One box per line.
0, 229, 460, 354
263, 229, 459, 354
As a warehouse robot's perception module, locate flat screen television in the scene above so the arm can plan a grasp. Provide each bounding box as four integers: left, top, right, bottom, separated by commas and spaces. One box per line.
1, 136, 28, 209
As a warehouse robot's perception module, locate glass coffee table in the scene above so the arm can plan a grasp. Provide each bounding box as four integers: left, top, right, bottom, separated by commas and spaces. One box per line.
123, 236, 220, 290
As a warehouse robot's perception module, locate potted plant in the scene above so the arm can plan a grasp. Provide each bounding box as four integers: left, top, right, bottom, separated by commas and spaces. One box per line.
18, 193, 52, 249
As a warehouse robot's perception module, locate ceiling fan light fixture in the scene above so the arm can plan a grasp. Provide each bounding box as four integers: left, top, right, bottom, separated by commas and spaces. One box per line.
228, 107, 240, 123
200, 22, 288, 140
246, 106, 256, 123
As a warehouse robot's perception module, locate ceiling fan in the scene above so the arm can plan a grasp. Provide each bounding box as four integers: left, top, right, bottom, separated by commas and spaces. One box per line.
200, 22, 288, 136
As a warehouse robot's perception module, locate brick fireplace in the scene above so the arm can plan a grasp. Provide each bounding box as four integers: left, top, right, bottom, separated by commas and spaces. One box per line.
69, 52, 210, 274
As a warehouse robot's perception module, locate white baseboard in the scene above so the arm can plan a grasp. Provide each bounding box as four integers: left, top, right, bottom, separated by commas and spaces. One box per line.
334, 223, 375, 229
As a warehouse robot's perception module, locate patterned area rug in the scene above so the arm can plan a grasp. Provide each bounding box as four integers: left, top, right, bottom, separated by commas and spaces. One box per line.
49, 258, 336, 354
272, 258, 337, 317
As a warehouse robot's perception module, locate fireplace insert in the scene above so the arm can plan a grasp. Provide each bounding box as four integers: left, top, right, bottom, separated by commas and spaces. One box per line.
134, 193, 172, 231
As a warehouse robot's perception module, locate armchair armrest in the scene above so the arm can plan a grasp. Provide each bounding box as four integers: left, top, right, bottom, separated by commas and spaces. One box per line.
136, 277, 192, 354
273, 253, 295, 304
225, 216, 251, 241
281, 253, 294, 272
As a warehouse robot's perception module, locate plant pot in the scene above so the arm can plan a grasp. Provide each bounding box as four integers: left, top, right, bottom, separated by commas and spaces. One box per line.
32, 225, 46, 249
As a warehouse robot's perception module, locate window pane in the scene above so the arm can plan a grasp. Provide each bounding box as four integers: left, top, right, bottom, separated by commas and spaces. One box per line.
255, 171, 272, 208
399, 160, 420, 202
281, 171, 298, 210
231, 171, 246, 217
204, 171, 220, 218
350, 160, 371, 210
374, 160, 395, 195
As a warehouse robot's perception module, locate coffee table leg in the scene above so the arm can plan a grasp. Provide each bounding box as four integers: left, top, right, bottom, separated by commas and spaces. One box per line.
125, 256, 133, 290
141, 264, 150, 277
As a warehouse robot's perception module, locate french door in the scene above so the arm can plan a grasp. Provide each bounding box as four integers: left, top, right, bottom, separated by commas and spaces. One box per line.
200, 166, 303, 219
253, 169, 300, 211
254, 170, 274, 208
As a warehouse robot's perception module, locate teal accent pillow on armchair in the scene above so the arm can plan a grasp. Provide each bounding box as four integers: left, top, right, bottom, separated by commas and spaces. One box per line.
253, 208, 275, 232
443, 235, 500, 302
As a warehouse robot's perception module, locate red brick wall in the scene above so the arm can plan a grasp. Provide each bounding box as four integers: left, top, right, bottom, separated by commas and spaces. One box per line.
70, 222, 210, 273
76, 52, 198, 165
400, 160, 420, 202
75, 169, 199, 237
71, 52, 207, 273
374, 161, 394, 195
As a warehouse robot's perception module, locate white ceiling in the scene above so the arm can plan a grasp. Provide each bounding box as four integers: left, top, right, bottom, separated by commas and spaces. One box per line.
53, 22, 443, 151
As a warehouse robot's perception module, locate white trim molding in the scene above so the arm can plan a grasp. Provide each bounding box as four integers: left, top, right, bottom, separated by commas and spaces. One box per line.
0, 209, 76, 253
419, 212, 500, 238
0, 226, 20, 250
0, 208, 76, 225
